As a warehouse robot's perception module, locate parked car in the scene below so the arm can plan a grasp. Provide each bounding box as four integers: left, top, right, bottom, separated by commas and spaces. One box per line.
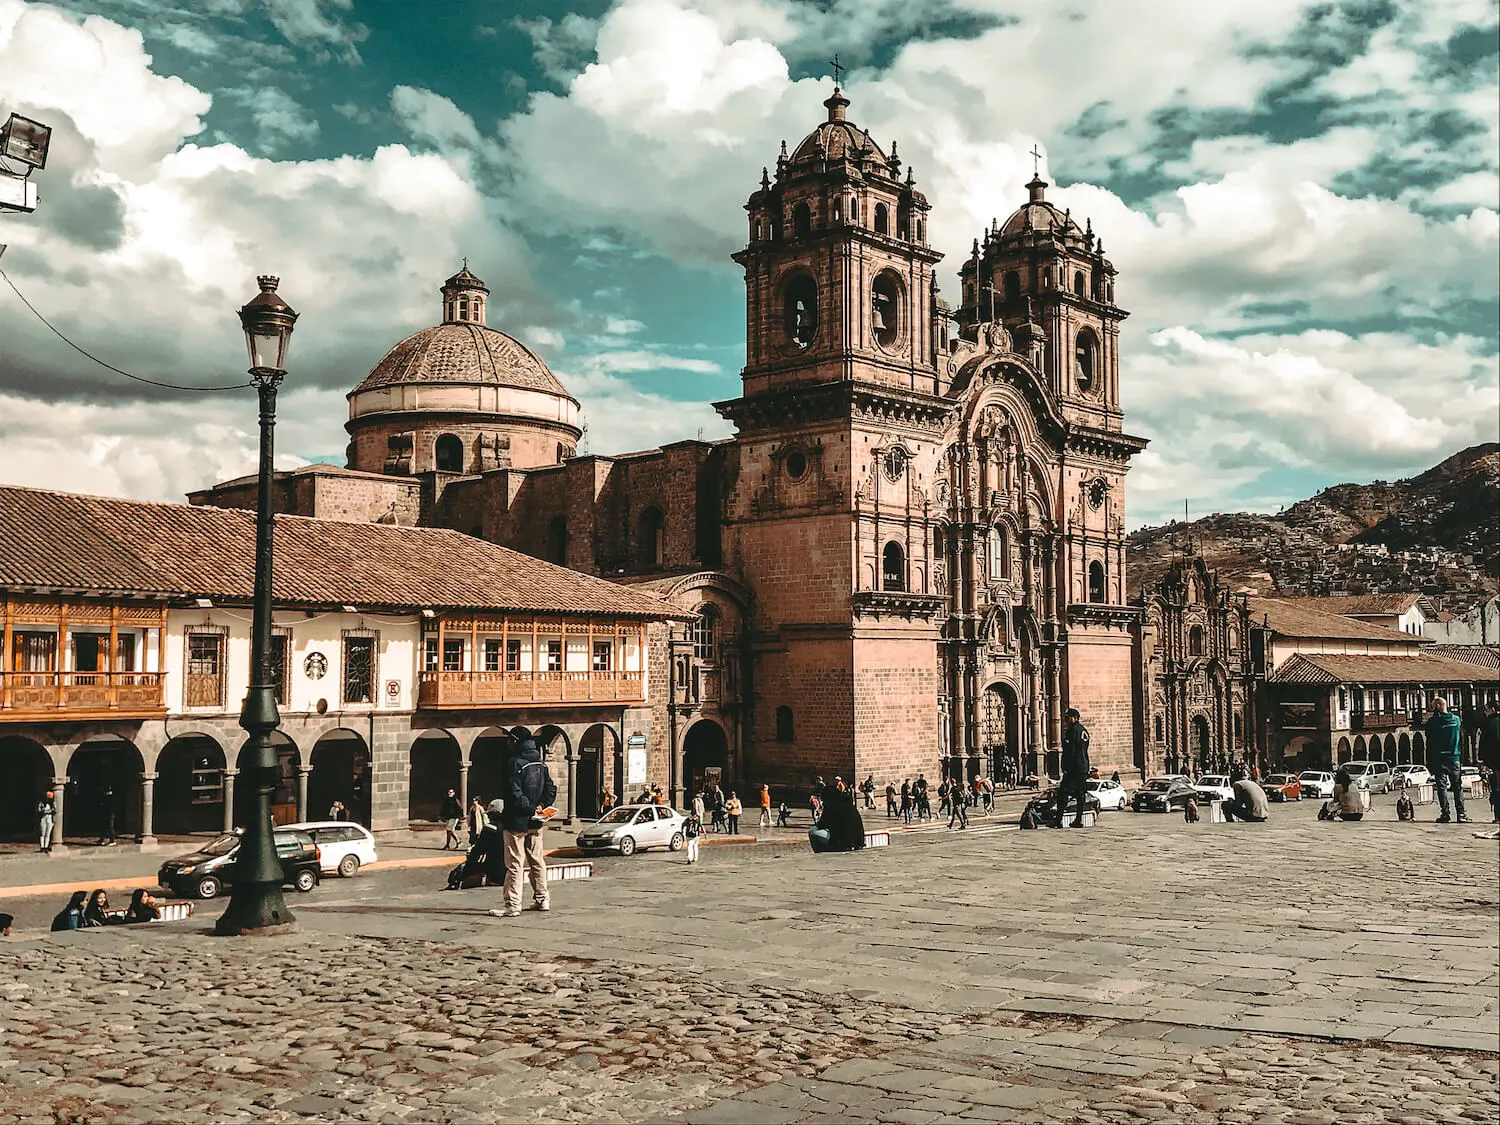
1262, 773, 1302, 801
1344, 761, 1394, 793
1084, 778, 1128, 811
1392, 764, 1432, 789
284, 820, 378, 877
1131, 778, 1198, 813
158, 829, 322, 899
1193, 774, 1234, 803
1299, 771, 1335, 799
1461, 766, 1483, 790
575, 804, 686, 856
1032, 786, 1103, 823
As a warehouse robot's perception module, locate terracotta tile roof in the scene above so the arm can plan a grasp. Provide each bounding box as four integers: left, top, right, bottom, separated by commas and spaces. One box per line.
1271, 652, 1500, 685
1427, 645, 1500, 670
0, 485, 686, 619
1248, 598, 1426, 645
1283, 593, 1424, 617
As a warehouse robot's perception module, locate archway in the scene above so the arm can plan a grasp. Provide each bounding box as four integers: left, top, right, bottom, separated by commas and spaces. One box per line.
1192, 715, 1211, 769
577, 724, 620, 820
308, 729, 370, 825
408, 730, 461, 824
434, 433, 464, 473
0, 736, 53, 842
1283, 735, 1314, 770
1397, 733, 1411, 765
1336, 737, 1352, 764
683, 719, 728, 798
1413, 732, 1425, 759
66, 735, 144, 841
156, 734, 227, 836
1383, 733, 1397, 764
981, 681, 1022, 785
1352, 735, 1367, 758
469, 726, 520, 809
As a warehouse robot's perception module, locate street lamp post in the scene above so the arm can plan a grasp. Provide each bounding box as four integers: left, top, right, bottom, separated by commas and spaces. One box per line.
216, 275, 299, 937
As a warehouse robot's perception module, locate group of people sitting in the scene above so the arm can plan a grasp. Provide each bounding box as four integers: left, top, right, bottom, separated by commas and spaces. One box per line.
50, 888, 162, 931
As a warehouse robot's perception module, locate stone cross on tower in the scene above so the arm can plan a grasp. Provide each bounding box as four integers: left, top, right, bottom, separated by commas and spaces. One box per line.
829, 53, 844, 87
1030, 143, 1043, 176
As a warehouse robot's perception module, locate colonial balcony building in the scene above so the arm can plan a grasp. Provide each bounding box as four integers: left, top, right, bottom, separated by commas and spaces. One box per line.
0, 485, 682, 848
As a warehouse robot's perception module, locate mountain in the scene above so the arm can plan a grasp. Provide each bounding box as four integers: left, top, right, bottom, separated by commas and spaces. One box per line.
1127, 443, 1500, 610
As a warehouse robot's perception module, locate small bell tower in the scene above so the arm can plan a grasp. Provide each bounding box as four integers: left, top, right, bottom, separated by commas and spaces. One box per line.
441, 262, 488, 326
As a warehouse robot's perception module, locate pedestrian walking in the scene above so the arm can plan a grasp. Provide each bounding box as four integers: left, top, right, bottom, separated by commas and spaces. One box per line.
861, 775, 876, 809
691, 791, 706, 825
758, 784, 772, 829
900, 780, 913, 825
97, 784, 116, 846
36, 789, 55, 853
50, 891, 87, 932
1478, 700, 1500, 824
914, 773, 931, 820
468, 796, 487, 846
489, 737, 556, 918
885, 781, 898, 818
1052, 708, 1091, 828
683, 809, 702, 864
979, 775, 994, 813
440, 788, 463, 850
711, 792, 727, 833
1425, 697, 1468, 824
726, 792, 742, 835
948, 786, 969, 829
776, 800, 791, 828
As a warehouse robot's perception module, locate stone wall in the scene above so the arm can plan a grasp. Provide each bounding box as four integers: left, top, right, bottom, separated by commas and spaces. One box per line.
1064, 625, 1136, 777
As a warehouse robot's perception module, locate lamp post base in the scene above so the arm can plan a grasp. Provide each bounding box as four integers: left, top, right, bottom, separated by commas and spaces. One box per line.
214, 891, 298, 936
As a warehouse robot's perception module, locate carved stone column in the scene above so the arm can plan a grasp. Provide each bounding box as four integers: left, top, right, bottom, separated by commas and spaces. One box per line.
222, 769, 238, 833
297, 764, 312, 823
139, 771, 158, 846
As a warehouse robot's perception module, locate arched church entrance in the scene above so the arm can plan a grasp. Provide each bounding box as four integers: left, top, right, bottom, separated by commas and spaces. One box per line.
0, 736, 52, 842
981, 682, 1022, 787
308, 729, 370, 825
683, 720, 728, 797
156, 734, 227, 836
408, 731, 461, 824
1191, 715, 1211, 771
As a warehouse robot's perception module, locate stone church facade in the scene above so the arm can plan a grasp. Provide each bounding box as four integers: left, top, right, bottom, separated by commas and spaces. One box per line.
194, 87, 1149, 799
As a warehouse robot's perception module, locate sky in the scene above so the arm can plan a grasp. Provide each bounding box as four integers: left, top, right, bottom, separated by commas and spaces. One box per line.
0, 0, 1496, 528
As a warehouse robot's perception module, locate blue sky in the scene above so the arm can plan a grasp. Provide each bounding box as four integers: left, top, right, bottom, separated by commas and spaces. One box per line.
0, 0, 1496, 524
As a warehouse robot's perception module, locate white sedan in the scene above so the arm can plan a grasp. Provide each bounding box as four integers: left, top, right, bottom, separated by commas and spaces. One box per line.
284, 820, 379, 877
575, 804, 687, 856
1299, 771, 1335, 799
1392, 764, 1432, 788
1193, 775, 1235, 803
1084, 778, 1129, 811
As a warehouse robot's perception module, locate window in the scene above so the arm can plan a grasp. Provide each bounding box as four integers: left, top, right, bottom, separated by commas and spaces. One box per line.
423, 638, 439, 671
1338, 687, 1348, 709
269, 633, 290, 704
115, 633, 136, 672
72, 633, 104, 673
1155, 714, 1164, 741
871, 273, 900, 347
1075, 330, 1098, 392
544, 640, 562, 672
784, 274, 818, 347
988, 526, 1008, 579
592, 641, 613, 672
458, 296, 469, 321
1188, 625, 1204, 656
793, 202, 812, 239
1233, 714, 1243, 742
434, 433, 464, 473
506, 638, 522, 672
1073, 270, 1086, 295
1088, 561, 1106, 604
484, 639, 502, 672
342, 635, 376, 704
784, 449, 808, 480
882, 541, 906, 592
776, 705, 794, 741
14, 631, 56, 673
545, 516, 568, 565
915, 219, 923, 242
874, 202, 889, 234
1042, 266, 1052, 288
185, 632, 224, 708
691, 605, 718, 661
441, 638, 464, 672
638, 506, 666, 568
1003, 271, 1020, 301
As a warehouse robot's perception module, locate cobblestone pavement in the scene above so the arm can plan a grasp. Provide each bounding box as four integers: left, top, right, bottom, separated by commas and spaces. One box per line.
2, 798, 1496, 1123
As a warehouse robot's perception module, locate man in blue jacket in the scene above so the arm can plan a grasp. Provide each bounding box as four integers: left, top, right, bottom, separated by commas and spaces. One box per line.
1425, 697, 1467, 824
490, 738, 558, 917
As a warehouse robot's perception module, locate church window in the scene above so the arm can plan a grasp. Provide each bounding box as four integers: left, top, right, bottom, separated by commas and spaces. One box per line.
871, 272, 901, 348
784, 274, 818, 347
784, 449, 808, 480
1073, 270, 1086, 295
1042, 267, 1052, 288
915, 219, 924, 242
874, 202, 889, 235
988, 526, 1008, 579
793, 202, 812, 239
1188, 626, 1204, 657
882, 542, 906, 592
434, 434, 464, 473
1075, 330, 1098, 392
638, 506, 666, 568
1003, 271, 1021, 301
458, 296, 468, 321
1233, 714, 1243, 743
690, 605, 718, 662
832, 198, 842, 223
1155, 714, 1164, 742
1088, 561, 1105, 604
545, 516, 567, 565
775, 705, 794, 741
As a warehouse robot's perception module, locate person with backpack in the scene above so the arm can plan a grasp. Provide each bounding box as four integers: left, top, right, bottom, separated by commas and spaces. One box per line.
490, 738, 557, 918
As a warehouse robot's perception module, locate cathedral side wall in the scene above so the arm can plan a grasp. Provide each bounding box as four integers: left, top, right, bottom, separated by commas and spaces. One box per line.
1065, 625, 1136, 777
748, 637, 854, 791
852, 628, 941, 786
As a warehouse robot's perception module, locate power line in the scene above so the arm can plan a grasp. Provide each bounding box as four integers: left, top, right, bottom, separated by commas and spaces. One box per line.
0, 264, 252, 392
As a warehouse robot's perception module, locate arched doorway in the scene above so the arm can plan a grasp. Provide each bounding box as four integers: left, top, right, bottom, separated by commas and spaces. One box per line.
469, 726, 523, 809
308, 729, 370, 825
0, 736, 53, 842
1397, 733, 1411, 765
981, 682, 1022, 786
156, 734, 227, 836
408, 730, 461, 824
683, 719, 728, 798
66, 736, 144, 841
1352, 735, 1366, 759
577, 724, 620, 819
535, 725, 571, 815
1383, 734, 1397, 763
1336, 737, 1352, 764
1191, 715, 1211, 770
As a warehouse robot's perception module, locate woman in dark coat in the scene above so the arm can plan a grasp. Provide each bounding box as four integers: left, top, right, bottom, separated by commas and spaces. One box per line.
82, 889, 113, 927
50, 891, 88, 931
809, 785, 866, 853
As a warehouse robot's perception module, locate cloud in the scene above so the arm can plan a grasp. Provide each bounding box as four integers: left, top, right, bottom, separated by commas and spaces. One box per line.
260, 0, 366, 63
221, 85, 321, 151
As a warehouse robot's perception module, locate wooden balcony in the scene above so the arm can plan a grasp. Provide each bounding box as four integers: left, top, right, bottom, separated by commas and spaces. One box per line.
1352, 711, 1408, 732
1, 671, 167, 718
417, 669, 645, 709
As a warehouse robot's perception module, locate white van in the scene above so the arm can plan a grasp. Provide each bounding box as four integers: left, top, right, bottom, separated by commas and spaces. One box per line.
284, 820, 379, 877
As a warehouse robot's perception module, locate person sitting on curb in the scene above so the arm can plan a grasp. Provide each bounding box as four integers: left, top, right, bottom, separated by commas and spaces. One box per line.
809, 783, 866, 853
50, 891, 87, 932
1396, 792, 1416, 822
1319, 767, 1364, 821
0, 912, 12, 937
1222, 775, 1271, 823
123, 889, 162, 924
82, 889, 114, 927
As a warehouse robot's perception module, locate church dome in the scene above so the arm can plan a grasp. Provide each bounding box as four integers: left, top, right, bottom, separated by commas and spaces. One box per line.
998, 175, 1085, 247
786, 88, 892, 172
351, 321, 575, 400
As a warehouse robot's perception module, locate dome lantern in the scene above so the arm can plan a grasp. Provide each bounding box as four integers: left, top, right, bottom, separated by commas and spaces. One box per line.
441, 261, 489, 326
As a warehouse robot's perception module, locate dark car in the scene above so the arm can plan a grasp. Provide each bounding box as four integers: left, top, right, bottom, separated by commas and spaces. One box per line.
158, 829, 322, 899
1030, 787, 1102, 824
1130, 778, 1197, 813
